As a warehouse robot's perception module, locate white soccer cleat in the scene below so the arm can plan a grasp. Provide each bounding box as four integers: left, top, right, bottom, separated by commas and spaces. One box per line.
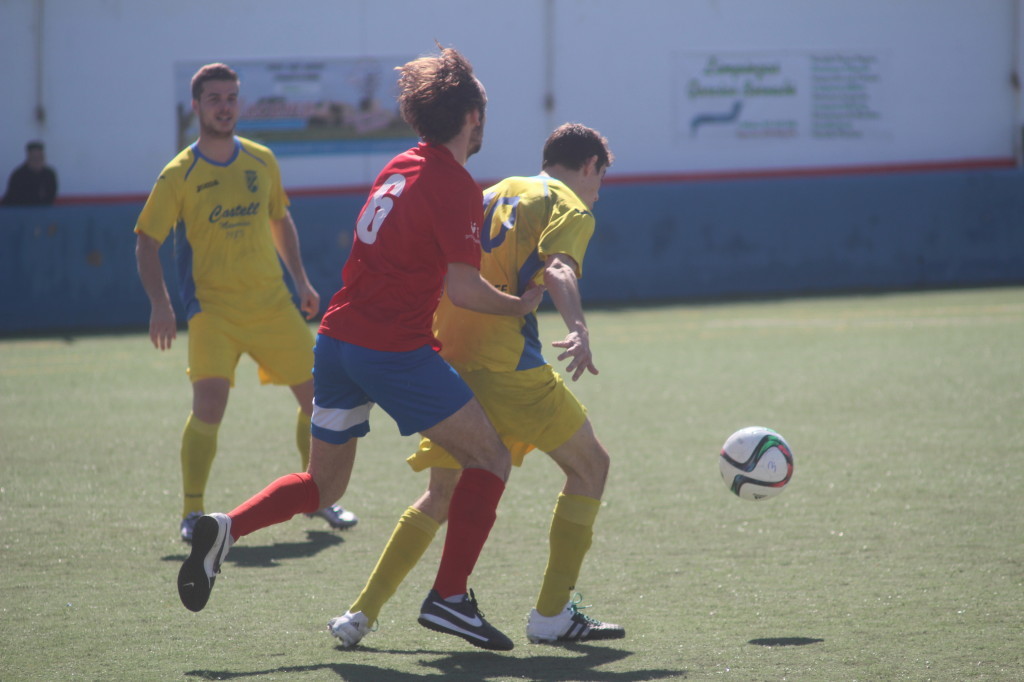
526, 595, 625, 643
180, 511, 204, 543
306, 504, 359, 530
328, 610, 372, 648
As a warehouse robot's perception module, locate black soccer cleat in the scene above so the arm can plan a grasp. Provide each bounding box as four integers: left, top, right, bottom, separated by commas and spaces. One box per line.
417, 589, 514, 651
177, 513, 233, 612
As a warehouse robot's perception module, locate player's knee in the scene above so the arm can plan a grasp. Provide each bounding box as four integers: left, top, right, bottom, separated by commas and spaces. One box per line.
594, 445, 611, 477
482, 449, 512, 482
480, 444, 512, 481
578, 447, 610, 488
557, 440, 609, 497
449, 437, 511, 481
584, 429, 611, 481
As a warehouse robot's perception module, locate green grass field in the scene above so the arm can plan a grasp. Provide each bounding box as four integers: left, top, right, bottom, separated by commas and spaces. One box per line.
2, 287, 1021, 681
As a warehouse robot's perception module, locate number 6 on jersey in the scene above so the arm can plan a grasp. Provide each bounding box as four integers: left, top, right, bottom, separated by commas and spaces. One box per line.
356, 173, 406, 245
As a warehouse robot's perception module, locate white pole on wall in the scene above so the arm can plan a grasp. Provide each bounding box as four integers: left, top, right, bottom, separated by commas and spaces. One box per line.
543, 0, 555, 132
32, 0, 45, 126
1014, 0, 1023, 165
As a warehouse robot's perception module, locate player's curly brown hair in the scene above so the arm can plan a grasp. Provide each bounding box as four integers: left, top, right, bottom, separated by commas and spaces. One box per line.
542, 123, 614, 172
396, 46, 485, 145
191, 63, 239, 101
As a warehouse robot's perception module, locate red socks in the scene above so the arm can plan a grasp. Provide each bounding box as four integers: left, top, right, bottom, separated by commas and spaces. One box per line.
224, 467, 502, 598
228, 472, 320, 540
432, 468, 505, 598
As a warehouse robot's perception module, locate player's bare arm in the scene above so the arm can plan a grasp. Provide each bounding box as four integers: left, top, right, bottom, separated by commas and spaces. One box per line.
544, 253, 598, 381
135, 232, 177, 351
445, 261, 544, 316
270, 210, 320, 319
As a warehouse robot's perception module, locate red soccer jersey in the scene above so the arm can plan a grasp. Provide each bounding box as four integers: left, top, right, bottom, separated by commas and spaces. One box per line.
319, 143, 483, 351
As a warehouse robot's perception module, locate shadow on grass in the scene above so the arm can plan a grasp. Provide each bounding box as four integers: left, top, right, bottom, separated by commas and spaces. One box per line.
749, 637, 824, 647
161, 530, 345, 568
185, 643, 685, 681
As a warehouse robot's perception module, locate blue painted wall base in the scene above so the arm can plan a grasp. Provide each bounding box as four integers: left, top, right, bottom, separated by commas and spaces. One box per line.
1, 169, 1021, 336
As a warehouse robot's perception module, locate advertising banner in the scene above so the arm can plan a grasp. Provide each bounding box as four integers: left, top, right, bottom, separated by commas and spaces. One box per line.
175, 57, 417, 156
675, 51, 890, 166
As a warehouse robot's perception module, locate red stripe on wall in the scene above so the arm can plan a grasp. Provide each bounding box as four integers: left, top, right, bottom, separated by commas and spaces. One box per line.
598, 157, 1019, 186
54, 156, 1018, 205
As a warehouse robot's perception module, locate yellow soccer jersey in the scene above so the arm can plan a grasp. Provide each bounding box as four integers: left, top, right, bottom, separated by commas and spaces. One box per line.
436, 175, 596, 372
134, 137, 292, 321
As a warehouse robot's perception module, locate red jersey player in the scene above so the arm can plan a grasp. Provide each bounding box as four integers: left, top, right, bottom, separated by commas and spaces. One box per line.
177, 47, 541, 652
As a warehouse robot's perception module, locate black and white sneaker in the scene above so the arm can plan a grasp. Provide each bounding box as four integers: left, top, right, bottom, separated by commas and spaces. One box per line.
526, 594, 625, 643
417, 589, 514, 651
177, 513, 233, 612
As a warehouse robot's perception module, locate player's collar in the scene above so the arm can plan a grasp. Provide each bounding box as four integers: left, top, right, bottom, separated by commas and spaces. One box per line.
192, 137, 241, 167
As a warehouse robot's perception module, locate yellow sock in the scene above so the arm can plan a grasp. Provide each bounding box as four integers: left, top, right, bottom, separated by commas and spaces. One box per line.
296, 408, 311, 471
180, 413, 219, 517
350, 507, 439, 623
536, 493, 601, 617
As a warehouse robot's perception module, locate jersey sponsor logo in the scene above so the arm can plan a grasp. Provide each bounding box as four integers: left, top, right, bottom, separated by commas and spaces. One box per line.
209, 202, 260, 223
196, 180, 220, 193
245, 170, 259, 193
465, 221, 481, 245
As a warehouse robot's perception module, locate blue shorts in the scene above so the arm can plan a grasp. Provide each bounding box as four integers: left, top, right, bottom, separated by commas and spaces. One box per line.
310, 334, 474, 445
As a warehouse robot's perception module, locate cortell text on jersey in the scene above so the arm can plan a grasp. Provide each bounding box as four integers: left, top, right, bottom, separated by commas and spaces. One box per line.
209, 202, 260, 223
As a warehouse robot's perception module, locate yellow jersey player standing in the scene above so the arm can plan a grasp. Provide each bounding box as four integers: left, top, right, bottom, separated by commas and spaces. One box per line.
328, 123, 625, 647
134, 63, 357, 542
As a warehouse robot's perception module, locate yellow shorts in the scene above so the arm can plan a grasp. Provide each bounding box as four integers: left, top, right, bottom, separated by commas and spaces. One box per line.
407, 364, 587, 472
186, 304, 314, 387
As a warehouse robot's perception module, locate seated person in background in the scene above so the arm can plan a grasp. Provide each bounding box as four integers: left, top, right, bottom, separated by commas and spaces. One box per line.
2, 141, 58, 206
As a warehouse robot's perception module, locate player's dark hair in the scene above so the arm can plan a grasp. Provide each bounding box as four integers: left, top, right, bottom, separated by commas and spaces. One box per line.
396, 46, 485, 144
26, 140, 44, 152
542, 123, 614, 172
191, 63, 239, 101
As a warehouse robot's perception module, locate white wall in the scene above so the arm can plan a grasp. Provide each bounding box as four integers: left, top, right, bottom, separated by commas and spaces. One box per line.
0, 0, 1019, 198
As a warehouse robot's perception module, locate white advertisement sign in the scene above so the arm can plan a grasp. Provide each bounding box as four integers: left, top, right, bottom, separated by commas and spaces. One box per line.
675, 51, 890, 165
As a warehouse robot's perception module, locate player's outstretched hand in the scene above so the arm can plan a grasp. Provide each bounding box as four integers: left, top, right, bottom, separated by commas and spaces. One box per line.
552, 330, 598, 381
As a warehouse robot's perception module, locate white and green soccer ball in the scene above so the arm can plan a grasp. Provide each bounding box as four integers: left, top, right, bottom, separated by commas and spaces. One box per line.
719, 426, 794, 501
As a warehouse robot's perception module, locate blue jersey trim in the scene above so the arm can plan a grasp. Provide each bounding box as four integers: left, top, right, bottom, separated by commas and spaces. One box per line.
515, 312, 545, 371
172, 220, 201, 319
188, 138, 245, 168
517, 248, 544, 294
183, 153, 201, 182
238, 141, 268, 166
515, 250, 546, 369
511, 180, 550, 370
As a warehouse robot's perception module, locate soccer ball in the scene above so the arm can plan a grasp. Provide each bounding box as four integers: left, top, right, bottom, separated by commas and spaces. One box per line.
719, 426, 794, 501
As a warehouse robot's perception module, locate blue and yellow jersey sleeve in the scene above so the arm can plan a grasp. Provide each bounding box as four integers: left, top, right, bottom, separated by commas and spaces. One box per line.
436, 175, 595, 373
134, 137, 293, 321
